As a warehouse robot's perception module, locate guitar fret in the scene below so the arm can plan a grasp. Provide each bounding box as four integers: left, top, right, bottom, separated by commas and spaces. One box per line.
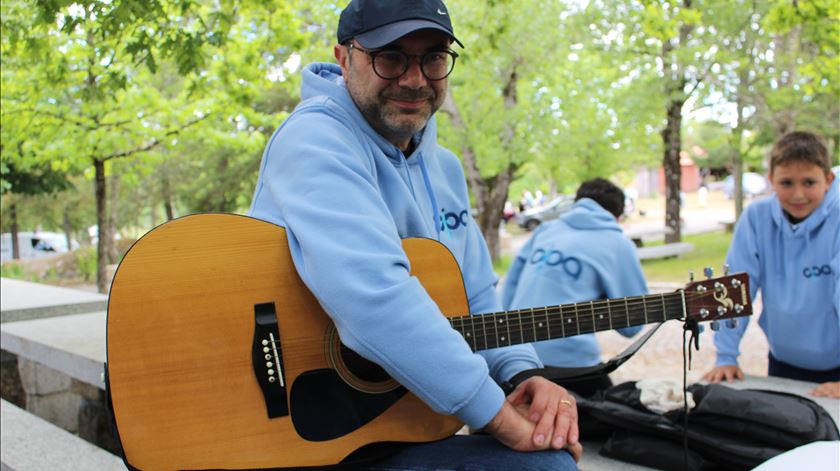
531, 308, 537, 342
661, 294, 667, 322
624, 296, 630, 327
465, 317, 476, 351
504, 312, 511, 346
607, 300, 613, 330
480, 314, 489, 350
574, 303, 580, 336
590, 301, 596, 334
517, 311, 525, 344
544, 307, 551, 341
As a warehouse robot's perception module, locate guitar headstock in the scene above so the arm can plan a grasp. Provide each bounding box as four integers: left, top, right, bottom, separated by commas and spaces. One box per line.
683, 273, 752, 323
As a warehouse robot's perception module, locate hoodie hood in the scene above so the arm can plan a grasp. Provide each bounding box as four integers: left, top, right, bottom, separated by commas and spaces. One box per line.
561, 198, 622, 232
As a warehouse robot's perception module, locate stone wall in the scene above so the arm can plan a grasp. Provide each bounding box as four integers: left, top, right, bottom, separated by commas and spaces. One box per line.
3, 355, 119, 455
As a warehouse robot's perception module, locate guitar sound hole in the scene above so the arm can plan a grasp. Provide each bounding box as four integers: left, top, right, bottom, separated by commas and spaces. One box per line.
340, 345, 391, 383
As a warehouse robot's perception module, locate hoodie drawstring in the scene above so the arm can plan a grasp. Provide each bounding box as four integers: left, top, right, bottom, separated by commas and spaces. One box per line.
418, 153, 443, 239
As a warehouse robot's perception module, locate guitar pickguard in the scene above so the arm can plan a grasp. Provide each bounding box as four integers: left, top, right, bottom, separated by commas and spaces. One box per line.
290, 369, 407, 441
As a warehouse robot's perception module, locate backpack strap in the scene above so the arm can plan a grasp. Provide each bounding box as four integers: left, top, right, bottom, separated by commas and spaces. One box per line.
502, 322, 664, 394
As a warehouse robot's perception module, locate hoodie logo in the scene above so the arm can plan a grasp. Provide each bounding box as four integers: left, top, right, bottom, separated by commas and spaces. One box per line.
440, 208, 469, 231
437, 8, 447, 15
803, 265, 832, 278
529, 248, 582, 280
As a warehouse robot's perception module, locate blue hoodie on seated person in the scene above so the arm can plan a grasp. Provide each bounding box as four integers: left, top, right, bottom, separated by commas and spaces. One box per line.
249, 0, 582, 468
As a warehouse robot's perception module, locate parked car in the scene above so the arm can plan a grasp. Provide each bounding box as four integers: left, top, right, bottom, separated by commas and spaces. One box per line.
516, 195, 575, 231
0, 232, 78, 262
723, 172, 768, 199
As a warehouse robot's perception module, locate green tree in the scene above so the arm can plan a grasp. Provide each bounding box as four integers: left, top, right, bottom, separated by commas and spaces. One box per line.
0, 161, 72, 259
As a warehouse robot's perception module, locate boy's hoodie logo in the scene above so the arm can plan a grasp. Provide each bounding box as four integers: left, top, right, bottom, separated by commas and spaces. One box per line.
803, 264, 832, 278
529, 248, 582, 280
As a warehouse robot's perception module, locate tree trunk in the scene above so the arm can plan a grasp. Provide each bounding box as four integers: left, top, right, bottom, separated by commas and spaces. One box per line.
660, 1, 694, 244
440, 90, 516, 261
107, 172, 119, 264
163, 172, 174, 221
731, 66, 749, 223
662, 100, 683, 243
63, 211, 73, 255
773, 27, 800, 136
10, 201, 20, 260
94, 158, 110, 293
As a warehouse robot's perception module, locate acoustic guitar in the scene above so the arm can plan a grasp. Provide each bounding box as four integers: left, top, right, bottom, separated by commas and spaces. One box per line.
106, 213, 751, 470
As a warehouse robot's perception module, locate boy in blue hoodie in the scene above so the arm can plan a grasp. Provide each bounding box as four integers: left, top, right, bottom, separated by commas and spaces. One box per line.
703, 131, 839, 399
249, 0, 581, 468
502, 178, 648, 396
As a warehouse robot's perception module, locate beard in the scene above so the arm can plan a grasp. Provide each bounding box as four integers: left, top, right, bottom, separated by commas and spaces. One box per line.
352, 84, 445, 147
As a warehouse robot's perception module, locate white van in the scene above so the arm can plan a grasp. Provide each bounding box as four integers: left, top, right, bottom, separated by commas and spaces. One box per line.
0, 232, 78, 262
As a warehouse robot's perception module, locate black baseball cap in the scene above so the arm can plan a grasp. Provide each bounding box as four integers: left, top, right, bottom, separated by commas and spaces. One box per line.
337, 0, 464, 49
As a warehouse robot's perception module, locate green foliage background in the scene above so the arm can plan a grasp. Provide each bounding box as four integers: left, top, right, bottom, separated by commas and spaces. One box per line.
1, 0, 837, 284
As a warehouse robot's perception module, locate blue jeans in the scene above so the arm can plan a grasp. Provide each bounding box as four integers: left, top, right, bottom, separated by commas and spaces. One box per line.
359, 434, 578, 471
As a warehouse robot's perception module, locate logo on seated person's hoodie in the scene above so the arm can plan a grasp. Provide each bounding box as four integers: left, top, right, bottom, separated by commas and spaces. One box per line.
439, 208, 471, 231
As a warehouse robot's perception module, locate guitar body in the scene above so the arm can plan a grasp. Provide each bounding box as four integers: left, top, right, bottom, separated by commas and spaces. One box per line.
107, 214, 463, 470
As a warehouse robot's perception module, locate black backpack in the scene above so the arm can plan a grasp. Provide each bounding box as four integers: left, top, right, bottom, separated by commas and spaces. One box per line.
577, 381, 840, 471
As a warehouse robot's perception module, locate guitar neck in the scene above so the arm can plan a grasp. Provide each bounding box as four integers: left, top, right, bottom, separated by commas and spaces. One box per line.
450, 291, 686, 352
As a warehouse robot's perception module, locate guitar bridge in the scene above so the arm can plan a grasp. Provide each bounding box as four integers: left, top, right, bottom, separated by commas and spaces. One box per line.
252, 302, 289, 418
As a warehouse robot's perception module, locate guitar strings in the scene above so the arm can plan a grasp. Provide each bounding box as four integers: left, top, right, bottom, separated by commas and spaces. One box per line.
450, 289, 741, 349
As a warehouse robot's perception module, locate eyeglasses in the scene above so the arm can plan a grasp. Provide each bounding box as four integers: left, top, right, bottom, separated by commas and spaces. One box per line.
348, 43, 458, 81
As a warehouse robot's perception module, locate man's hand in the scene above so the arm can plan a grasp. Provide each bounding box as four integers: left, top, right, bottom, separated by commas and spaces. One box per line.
702, 365, 744, 384
810, 381, 840, 398
484, 377, 582, 462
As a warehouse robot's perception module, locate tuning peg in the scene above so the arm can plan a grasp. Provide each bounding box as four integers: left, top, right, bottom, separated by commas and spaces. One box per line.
723, 264, 730, 275
710, 321, 720, 331
704, 267, 714, 279
726, 319, 738, 329
689, 271, 695, 282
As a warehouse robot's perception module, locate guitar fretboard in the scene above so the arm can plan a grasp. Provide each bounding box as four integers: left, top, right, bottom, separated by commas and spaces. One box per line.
449, 292, 685, 352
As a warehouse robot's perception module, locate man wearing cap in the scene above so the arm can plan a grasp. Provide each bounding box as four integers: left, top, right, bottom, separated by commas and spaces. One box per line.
249, 0, 580, 468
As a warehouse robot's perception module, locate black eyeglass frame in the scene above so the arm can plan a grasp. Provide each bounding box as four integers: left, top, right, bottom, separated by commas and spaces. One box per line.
347, 43, 459, 81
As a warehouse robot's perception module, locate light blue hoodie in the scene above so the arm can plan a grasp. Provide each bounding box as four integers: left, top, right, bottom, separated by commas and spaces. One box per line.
714, 178, 840, 371
249, 63, 541, 429
502, 198, 647, 367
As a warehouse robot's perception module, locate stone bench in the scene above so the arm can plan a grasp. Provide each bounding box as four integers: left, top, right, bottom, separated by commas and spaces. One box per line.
1, 399, 124, 470
0, 311, 117, 453
637, 242, 694, 260
1, 278, 107, 323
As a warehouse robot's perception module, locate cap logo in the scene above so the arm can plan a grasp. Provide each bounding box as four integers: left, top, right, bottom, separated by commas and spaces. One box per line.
437, 8, 447, 15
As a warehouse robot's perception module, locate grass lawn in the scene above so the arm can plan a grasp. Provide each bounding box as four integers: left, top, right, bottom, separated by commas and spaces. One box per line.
641, 230, 732, 283
494, 230, 733, 285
